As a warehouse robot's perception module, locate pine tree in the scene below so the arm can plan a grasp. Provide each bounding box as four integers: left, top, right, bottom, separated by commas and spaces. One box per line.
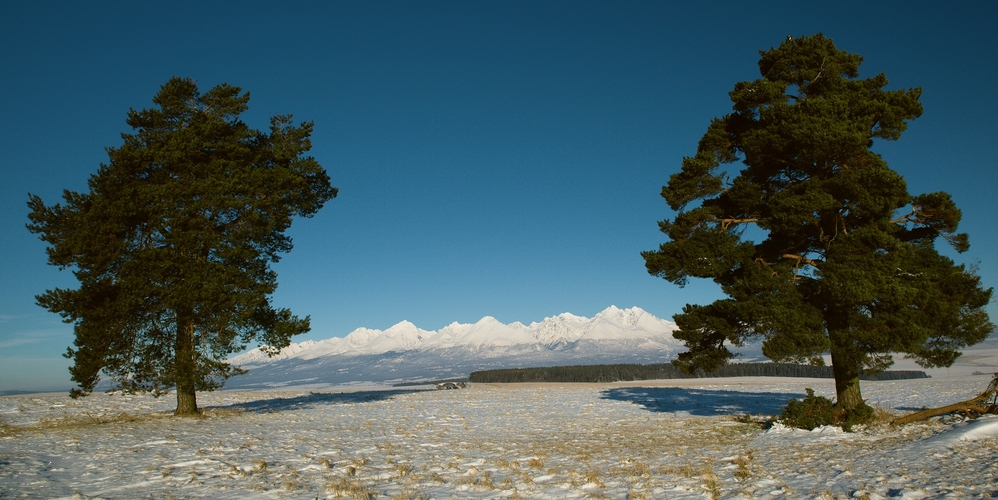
642, 34, 993, 412
27, 77, 337, 415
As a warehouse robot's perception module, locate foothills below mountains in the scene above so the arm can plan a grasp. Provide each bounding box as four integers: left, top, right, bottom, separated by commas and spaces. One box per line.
226, 306, 688, 389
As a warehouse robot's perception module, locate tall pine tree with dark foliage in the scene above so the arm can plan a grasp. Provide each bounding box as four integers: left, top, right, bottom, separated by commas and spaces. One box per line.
28, 78, 337, 415
643, 35, 993, 413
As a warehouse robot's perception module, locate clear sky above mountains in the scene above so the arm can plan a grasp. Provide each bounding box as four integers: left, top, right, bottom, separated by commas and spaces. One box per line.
1, 1, 995, 391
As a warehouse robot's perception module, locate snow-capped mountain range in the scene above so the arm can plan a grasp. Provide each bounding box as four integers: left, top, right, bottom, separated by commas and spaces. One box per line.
225, 306, 684, 389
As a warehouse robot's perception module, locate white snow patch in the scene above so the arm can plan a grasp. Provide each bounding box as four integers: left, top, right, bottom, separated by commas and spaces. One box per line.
907, 413, 998, 451
3, 376, 997, 498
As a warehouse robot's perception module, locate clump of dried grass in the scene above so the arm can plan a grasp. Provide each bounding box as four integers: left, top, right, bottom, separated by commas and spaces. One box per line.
701, 465, 721, 499
200, 407, 244, 418
389, 487, 430, 500
732, 452, 753, 481
326, 477, 375, 499
0, 417, 20, 437
7, 411, 173, 434
659, 458, 722, 497
458, 467, 496, 490
625, 489, 654, 500
582, 469, 606, 488
281, 469, 303, 492
660, 462, 698, 478
870, 403, 902, 426
393, 462, 414, 479
610, 459, 652, 478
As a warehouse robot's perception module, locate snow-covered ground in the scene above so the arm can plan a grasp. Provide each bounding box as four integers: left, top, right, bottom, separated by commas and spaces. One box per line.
2, 375, 997, 499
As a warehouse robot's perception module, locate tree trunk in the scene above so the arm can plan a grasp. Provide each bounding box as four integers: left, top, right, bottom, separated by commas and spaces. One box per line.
829, 344, 864, 410
174, 316, 199, 416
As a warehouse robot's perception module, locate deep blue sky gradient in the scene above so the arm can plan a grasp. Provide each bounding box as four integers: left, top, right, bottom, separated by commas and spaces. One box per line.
2, 1, 995, 391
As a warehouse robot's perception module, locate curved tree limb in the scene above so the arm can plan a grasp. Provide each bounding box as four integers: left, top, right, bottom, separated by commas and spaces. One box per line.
718, 217, 759, 230
781, 254, 822, 268
892, 373, 998, 426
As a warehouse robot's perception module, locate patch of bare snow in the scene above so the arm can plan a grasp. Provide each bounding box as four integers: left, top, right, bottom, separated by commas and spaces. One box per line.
906, 414, 998, 451
1, 377, 995, 498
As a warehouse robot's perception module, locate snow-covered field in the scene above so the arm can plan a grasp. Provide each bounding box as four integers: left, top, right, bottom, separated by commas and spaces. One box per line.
2, 375, 997, 499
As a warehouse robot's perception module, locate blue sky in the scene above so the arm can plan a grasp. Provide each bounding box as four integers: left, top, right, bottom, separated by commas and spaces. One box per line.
2, 1, 995, 392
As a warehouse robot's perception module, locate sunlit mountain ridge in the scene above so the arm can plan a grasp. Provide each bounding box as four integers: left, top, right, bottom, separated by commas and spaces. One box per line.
226, 306, 684, 388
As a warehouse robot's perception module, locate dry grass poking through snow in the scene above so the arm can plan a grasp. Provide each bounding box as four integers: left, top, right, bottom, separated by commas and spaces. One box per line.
1, 378, 997, 498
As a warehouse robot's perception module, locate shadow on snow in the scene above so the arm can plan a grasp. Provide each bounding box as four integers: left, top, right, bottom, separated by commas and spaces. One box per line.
206, 389, 427, 414
600, 387, 800, 416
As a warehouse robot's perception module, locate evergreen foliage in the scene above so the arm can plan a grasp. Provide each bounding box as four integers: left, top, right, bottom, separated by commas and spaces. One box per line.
779, 388, 836, 430
780, 388, 875, 431
26, 78, 336, 415
468, 363, 927, 384
641, 34, 993, 411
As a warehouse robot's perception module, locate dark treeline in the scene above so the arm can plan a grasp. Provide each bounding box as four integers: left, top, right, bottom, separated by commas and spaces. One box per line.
468, 363, 928, 384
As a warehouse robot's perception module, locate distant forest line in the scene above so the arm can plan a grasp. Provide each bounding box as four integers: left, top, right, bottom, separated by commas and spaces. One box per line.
468, 363, 928, 384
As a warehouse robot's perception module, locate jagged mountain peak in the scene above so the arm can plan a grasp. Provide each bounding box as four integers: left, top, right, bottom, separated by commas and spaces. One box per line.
382, 320, 429, 339
225, 306, 682, 388
385, 319, 418, 331
230, 306, 679, 366
475, 316, 502, 325
592, 305, 648, 322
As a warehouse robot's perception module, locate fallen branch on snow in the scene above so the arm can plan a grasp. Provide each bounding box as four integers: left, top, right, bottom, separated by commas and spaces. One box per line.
892, 373, 998, 426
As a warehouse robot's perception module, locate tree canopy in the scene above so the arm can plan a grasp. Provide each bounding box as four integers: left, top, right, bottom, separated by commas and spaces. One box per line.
642, 34, 993, 412
27, 77, 337, 415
